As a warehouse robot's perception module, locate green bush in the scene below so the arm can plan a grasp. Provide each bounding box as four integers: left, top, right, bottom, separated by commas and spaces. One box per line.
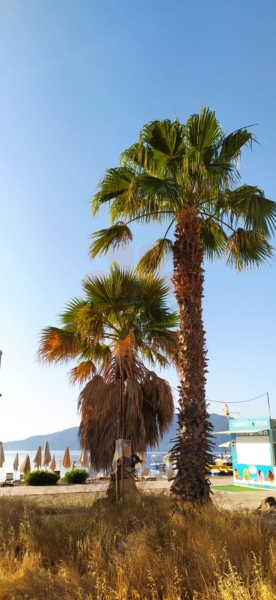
63, 469, 88, 484
24, 470, 60, 486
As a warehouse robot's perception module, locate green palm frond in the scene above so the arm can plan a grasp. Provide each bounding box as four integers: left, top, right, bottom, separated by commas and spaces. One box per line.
221, 185, 276, 235
201, 219, 227, 260
139, 346, 170, 369
91, 167, 135, 216
185, 108, 222, 158
225, 228, 274, 271
89, 222, 133, 258
140, 119, 186, 170
38, 263, 178, 381
217, 127, 255, 162
136, 238, 173, 274
120, 143, 155, 172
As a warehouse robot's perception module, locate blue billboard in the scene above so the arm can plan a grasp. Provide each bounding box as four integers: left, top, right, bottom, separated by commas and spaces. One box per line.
229, 417, 270, 432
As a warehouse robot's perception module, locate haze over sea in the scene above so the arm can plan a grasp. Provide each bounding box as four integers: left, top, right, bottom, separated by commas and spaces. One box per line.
0, 450, 167, 482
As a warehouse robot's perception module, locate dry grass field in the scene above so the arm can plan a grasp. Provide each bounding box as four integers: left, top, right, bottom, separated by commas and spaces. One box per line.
0, 492, 276, 599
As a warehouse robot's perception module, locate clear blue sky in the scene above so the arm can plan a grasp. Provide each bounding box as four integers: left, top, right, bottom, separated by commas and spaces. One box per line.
1, 1, 276, 441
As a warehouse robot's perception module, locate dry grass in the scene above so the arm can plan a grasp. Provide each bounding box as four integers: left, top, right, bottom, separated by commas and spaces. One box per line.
0, 493, 275, 599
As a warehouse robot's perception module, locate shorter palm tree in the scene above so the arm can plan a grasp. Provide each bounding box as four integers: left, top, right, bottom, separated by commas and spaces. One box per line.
38, 263, 178, 472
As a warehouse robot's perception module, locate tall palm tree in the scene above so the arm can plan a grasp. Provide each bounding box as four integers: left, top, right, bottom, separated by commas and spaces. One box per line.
89, 108, 276, 501
38, 263, 178, 472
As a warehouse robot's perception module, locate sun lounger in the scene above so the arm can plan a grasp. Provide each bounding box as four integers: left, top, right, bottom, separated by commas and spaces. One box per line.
162, 469, 174, 480
136, 468, 150, 481
14, 474, 25, 484
1, 473, 14, 487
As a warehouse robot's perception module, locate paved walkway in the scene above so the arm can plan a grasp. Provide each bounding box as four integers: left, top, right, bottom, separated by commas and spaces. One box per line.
0, 482, 109, 496
0, 477, 273, 512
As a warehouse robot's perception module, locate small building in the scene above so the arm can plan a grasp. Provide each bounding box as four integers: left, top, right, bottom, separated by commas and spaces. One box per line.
218, 416, 276, 489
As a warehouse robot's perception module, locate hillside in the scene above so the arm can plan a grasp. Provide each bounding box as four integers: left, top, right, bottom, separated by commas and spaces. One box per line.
3, 414, 229, 452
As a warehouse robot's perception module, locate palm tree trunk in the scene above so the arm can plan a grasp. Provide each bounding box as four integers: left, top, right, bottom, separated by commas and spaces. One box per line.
170, 208, 214, 502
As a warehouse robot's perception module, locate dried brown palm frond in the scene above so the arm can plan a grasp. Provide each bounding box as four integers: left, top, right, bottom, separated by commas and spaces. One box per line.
37, 327, 81, 364
78, 370, 174, 472
69, 360, 97, 385
142, 371, 174, 434
78, 375, 121, 472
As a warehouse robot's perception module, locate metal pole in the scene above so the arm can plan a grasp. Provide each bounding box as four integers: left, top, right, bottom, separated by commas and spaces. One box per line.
0, 350, 2, 397
267, 392, 272, 420
119, 357, 124, 502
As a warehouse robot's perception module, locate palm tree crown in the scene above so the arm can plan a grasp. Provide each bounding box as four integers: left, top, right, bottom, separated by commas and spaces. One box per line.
38, 263, 178, 471
88, 108, 276, 501
90, 109, 276, 271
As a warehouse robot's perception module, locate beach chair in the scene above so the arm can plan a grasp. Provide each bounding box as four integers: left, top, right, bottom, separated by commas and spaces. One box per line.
162, 469, 174, 480
136, 467, 149, 481
1, 473, 14, 487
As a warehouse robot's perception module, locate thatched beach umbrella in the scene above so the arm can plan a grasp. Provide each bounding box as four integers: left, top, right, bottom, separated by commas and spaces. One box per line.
13, 453, 19, 471
13, 453, 19, 481
79, 448, 90, 469
19, 455, 31, 474
0, 442, 5, 468
42, 442, 51, 467
49, 455, 56, 472
33, 445, 42, 468
62, 447, 71, 469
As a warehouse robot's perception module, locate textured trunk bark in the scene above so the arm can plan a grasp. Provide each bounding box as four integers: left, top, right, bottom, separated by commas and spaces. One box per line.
170, 208, 214, 502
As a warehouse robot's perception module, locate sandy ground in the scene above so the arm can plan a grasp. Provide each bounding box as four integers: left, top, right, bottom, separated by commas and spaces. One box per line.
0, 476, 274, 511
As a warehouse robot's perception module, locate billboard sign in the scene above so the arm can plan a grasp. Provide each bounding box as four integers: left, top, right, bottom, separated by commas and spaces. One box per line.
229, 417, 270, 432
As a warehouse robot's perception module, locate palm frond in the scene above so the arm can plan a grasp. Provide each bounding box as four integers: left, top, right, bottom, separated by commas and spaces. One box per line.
89, 222, 133, 258
69, 360, 97, 385
200, 218, 227, 260
139, 119, 186, 174
221, 185, 276, 236
120, 143, 155, 173
91, 167, 135, 216
217, 128, 255, 162
225, 228, 274, 271
185, 108, 222, 156
142, 372, 174, 439
37, 327, 81, 364
78, 371, 174, 471
136, 238, 173, 274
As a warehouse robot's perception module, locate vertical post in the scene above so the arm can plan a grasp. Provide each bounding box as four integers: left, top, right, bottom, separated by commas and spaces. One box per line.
119, 358, 124, 502
267, 392, 272, 420
0, 350, 2, 397
115, 459, 119, 503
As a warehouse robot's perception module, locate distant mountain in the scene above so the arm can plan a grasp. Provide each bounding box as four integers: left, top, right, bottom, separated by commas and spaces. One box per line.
3, 414, 229, 452
4, 427, 80, 451
153, 412, 229, 452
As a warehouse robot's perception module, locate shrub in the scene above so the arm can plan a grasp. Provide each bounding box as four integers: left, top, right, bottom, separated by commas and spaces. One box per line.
63, 469, 88, 484
24, 470, 60, 486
